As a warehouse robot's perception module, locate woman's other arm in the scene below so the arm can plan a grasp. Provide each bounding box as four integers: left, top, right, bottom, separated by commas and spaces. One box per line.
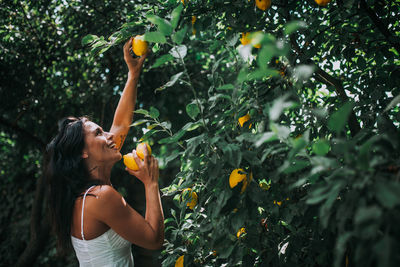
93, 148, 164, 249
110, 38, 148, 150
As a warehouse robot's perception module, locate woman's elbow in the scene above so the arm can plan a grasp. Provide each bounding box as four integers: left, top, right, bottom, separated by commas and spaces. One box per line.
146, 237, 164, 250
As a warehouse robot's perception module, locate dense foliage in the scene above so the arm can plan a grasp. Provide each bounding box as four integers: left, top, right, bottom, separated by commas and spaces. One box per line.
1, 0, 400, 266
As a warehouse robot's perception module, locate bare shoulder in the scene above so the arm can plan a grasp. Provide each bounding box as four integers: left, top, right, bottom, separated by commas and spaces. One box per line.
91, 185, 122, 203
89, 185, 128, 220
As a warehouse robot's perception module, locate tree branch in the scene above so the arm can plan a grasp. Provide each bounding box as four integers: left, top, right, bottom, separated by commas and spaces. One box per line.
291, 35, 361, 136
360, 0, 400, 54
0, 117, 45, 148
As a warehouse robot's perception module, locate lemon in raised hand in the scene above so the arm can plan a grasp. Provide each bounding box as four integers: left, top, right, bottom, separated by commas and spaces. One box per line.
132, 35, 148, 56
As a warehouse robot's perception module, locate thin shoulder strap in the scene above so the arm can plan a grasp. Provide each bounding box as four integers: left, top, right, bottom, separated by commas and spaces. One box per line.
81, 185, 96, 240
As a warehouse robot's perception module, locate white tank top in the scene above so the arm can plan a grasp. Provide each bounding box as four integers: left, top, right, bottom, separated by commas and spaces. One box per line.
71, 186, 134, 267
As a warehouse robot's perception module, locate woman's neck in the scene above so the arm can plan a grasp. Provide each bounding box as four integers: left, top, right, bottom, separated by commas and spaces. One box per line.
88, 164, 112, 185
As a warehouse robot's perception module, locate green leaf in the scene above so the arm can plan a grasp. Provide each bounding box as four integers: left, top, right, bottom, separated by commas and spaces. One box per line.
155, 72, 184, 92
284, 20, 307, 35
384, 93, 400, 112
216, 84, 235, 90
144, 31, 167, 44
146, 15, 173, 36
257, 44, 275, 69
131, 119, 148, 127
149, 107, 160, 119
254, 132, 278, 147
282, 159, 310, 174
373, 235, 391, 267
270, 123, 291, 141
169, 45, 187, 59
312, 139, 330, 156
151, 54, 174, 69
182, 121, 202, 131
171, 4, 183, 29
306, 185, 330, 205
327, 102, 355, 134
354, 205, 382, 225
269, 94, 296, 121
375, 180, 400, 209
134, 109, 149, 116
293, 65, 315, 81
172, 26, 187, 45
186, 103, 200, 120
158, 129, 186, 144
82, 34, 98, 45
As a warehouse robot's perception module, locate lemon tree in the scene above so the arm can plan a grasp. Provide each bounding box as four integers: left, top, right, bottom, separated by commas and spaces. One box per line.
2, 0, 400, 267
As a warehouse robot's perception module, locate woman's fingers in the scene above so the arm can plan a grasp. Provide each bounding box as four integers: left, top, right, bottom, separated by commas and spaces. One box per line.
132, 150, 143, 167
123, 38, 132, 54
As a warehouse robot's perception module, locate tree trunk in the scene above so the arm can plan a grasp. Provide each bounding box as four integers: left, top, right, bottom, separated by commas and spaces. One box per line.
16, 172, 50, 267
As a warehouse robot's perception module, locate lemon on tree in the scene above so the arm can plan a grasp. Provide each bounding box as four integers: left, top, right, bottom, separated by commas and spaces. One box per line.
315, 0, 331, 6
132, 35, 148, 56
238, 114, 251, 127
255, 0, 271, 11
181, 188, 198, 209
237, 227, 246, 239
229, 169, 252, 193
240, 33, 261, 48
175, 255, 184, 267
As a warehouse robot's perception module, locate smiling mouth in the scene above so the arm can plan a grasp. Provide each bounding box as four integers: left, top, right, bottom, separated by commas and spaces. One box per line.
108, 143, 117, 150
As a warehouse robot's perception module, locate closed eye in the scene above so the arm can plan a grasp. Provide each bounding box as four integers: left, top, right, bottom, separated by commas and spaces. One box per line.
95, 128, 103, 136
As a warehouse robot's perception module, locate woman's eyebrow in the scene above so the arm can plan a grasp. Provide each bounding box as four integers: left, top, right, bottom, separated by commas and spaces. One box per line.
94, 126, 104, 133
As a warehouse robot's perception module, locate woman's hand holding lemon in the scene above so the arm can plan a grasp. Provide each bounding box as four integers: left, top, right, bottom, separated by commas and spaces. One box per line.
123, 37, 148, 76
124, 143, 159, 186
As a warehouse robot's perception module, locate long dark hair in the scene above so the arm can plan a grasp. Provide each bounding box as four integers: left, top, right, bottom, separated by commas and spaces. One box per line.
45, 116, 103, 254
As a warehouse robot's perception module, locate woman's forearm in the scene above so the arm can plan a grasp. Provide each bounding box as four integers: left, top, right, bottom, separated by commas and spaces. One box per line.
144, 183, 164, 247
112, 72, 140, 127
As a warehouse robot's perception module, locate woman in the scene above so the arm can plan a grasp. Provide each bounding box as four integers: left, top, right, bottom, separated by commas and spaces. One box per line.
45, 39, 164, 266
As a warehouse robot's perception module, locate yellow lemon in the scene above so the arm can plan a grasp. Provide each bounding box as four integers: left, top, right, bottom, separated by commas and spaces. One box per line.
236, 227, 246, 238
182, 188, 198, 209
241, 172, 253, 193
229, 168, 247, 188
240, 32, 262, 47
255, 0, 271, 11
273, 200, 282, 206
175, 255, 184, 267
315, 0, 331, 6
132, 35, 148, 56
123, 153, 139, 171
136, 142, 152, 160
238, 114, 251, 128
240, 32, 251, 46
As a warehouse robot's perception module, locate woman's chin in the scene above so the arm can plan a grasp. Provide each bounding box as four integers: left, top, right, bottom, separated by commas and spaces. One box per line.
114, 152, 122, 162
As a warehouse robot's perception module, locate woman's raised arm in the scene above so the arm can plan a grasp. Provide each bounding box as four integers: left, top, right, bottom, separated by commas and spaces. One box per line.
110, 38, 148, 150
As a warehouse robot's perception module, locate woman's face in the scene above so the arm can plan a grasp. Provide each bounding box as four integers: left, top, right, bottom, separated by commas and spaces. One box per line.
82, 121, 122, 165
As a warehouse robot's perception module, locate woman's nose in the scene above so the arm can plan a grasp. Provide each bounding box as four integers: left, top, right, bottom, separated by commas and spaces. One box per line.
106, 131, 114, 139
